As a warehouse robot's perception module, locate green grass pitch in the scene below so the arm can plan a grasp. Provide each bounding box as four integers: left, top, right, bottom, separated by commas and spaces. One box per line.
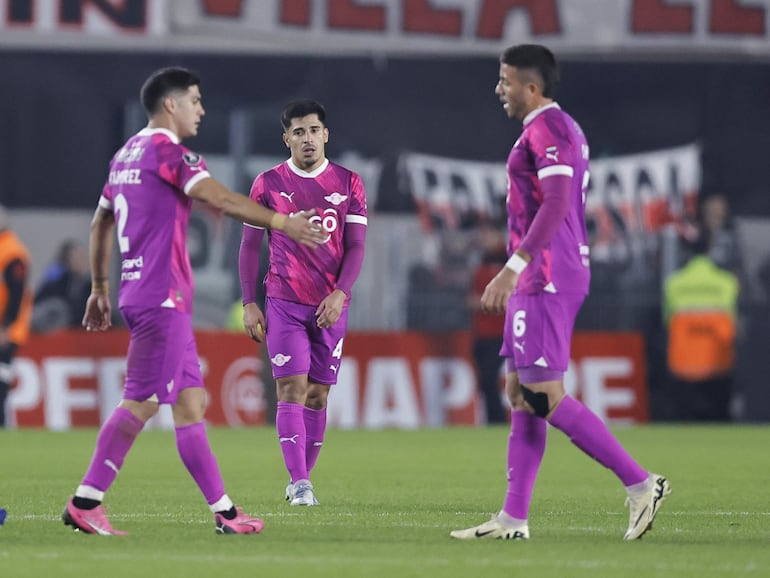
1, 425, 768, 578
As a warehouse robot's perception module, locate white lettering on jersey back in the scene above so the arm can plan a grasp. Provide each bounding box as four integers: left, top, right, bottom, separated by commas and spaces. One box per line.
121, 271, 141, 281
121, 255, 144, 282
116, 145, 145, 163
121, 256, 144, 270
579, 243, 590, 267
109, 168, 142, 185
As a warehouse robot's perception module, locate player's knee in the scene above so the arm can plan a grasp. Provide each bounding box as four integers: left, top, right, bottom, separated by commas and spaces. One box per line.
121, 398, 159, 423
170, 388, 207, 424
520, 385, 550, 418
509, 397, 528, 412
305, 383, 329, 410
507, 389, 526, 411
277, 377, 308, 404
304, 394, 325, 410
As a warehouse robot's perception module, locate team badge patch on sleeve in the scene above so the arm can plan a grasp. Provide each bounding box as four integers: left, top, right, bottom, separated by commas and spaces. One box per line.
183, 152, 202, 166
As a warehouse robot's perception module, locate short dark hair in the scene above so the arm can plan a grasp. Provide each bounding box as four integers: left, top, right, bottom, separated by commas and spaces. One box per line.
499, 44, 559, 98
281, 100, 327, 130
140, 67, 201, 116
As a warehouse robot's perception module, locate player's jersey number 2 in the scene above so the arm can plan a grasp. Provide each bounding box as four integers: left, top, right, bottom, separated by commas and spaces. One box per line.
114, 193, 130, 254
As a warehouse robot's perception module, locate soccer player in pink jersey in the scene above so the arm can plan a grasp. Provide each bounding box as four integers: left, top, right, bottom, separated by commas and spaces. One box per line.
239, 100, 367, 507
450, 45, 670, 542
62, 67, 325, 536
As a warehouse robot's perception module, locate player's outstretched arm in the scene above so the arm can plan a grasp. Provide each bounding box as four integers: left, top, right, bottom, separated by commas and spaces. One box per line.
189, 178, 325, 247
281, 210, 327, 246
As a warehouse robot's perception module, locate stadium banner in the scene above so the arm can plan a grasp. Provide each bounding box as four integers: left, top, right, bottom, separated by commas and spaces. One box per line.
1, 0, 768, 55
405, 143, 700, 261
7, 329, 647, 429
0, 0, 169, 41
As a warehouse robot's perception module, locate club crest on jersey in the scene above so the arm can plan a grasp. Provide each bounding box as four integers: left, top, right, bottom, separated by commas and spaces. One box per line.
183, 152, 203, 166
271, 353, 292, 367
545, 146, 559, 162
324, 192, 348, 205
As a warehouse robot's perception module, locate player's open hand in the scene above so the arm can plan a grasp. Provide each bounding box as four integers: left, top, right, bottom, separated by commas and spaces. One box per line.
284, 209, 327, 248
316, 289, 346, 328
480, 268, 518, 314
82, 293, 112, 332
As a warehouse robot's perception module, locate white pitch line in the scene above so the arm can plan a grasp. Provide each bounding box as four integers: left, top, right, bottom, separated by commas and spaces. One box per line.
68, 551, 770, 574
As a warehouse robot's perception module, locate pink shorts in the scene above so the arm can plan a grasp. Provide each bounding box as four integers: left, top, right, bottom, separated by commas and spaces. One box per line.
500, 292, 585, 384
120, 306, 203, 404
265, 297, 348, 385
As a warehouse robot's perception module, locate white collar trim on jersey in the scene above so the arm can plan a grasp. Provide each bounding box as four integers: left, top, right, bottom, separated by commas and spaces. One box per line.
286, 157, 329, 178
137, 127, 180, 144
522, 102, 561, 126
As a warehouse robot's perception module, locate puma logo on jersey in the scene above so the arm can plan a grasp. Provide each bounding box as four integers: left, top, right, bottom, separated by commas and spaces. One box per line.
546, 146, 559, 162
279, 191, 295, 203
